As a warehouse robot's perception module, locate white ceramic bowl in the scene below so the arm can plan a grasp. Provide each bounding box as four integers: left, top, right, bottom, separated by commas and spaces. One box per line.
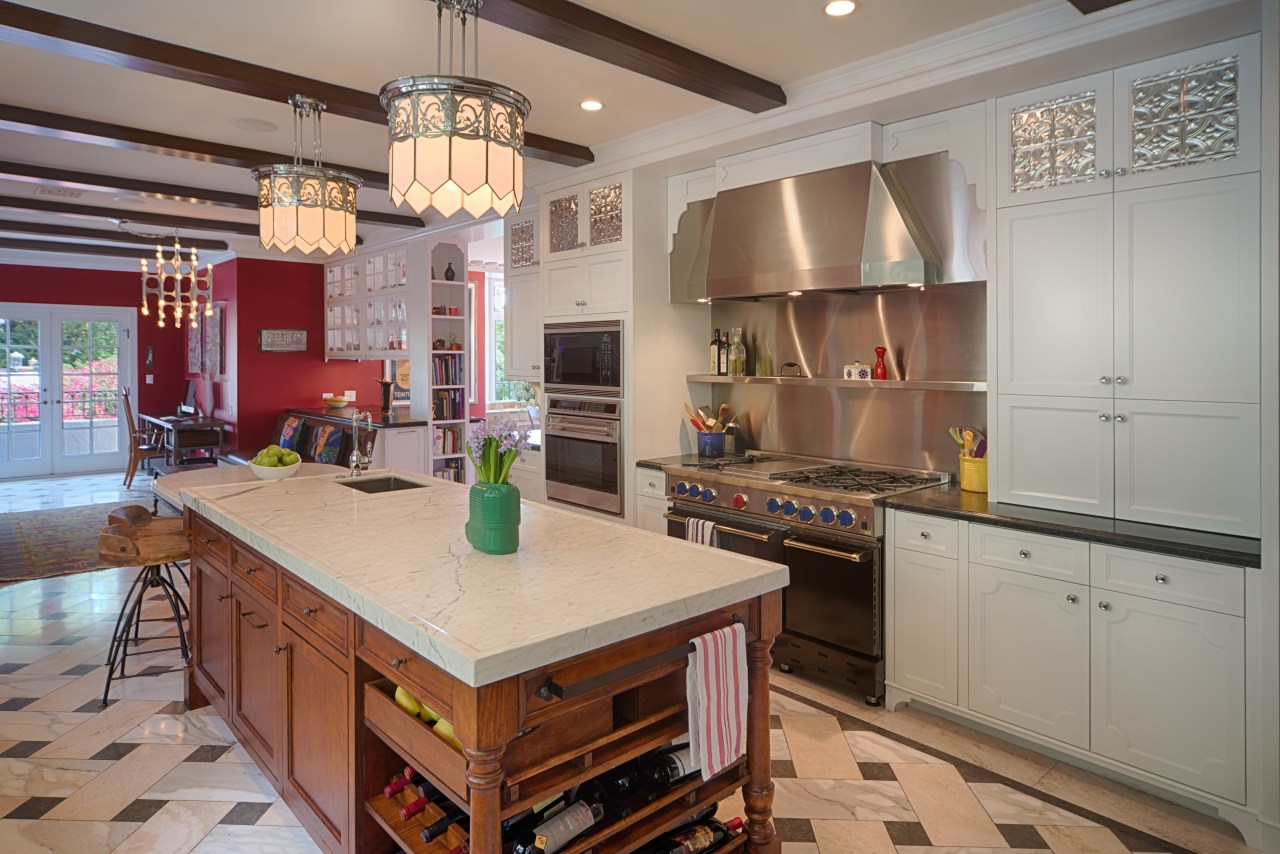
323, 397, 348, 409
248, 460, 301, 481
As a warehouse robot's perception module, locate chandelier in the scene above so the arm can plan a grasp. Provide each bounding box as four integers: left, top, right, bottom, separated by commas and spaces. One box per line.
139, 236, 213, 330
380, 0, 530, 219
251, 96, 362, 255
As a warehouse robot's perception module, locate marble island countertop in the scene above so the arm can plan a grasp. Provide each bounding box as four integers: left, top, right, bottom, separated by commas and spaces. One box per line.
174, 469, 789, 687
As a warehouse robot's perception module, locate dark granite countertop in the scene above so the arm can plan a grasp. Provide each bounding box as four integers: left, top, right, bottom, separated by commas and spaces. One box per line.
289, 407, 432, 428
883, 484, 1261, 569
636, 453, 753, 471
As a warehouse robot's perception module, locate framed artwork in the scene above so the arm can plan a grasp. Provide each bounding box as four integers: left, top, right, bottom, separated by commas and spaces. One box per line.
186, 321, 203, 375
202, 302, 225, 377
387, 358, 411, 404
259, 328, 307, 352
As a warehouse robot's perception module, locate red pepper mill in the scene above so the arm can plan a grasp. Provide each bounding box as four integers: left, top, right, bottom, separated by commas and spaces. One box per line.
873, 345, 888, 380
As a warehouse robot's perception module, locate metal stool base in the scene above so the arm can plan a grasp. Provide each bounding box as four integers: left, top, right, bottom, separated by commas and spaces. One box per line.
101, 562, 189, 708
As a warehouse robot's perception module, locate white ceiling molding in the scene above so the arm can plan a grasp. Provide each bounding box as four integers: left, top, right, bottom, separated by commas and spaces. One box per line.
528, 0, 1256, 194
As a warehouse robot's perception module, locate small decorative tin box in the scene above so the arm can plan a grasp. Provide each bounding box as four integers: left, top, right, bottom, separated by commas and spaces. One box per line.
843, 361, 873, 380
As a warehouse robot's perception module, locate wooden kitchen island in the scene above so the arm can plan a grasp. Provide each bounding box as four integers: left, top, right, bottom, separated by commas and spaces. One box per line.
162, 469, 788, 854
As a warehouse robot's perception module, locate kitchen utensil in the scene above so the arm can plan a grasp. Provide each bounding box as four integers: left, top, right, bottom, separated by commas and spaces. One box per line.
684, 403, 707, 430
689, 417, 703, 431
973, 437, 987, 459
697, 406, 718, 430
948, 426, 965, 448
716, 404, 731, 430
963, 429, 975, 456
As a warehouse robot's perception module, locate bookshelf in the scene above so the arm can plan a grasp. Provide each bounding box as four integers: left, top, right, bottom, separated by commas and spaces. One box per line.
423, 240, 471, 483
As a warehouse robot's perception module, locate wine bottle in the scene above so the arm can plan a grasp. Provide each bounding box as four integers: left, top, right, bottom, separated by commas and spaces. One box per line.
717, 332, 729, 376
708, 327, 722, 374
604, 760, 654, 803
384, 771, 425, 799
398, 778, 448, 822
647, 744, 699, 788
647, 816, 744, 854
510, 795, 605, 854
419, 804, 467, 843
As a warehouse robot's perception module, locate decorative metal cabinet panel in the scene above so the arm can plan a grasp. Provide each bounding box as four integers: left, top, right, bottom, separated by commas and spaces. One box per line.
539, 173, 632, 262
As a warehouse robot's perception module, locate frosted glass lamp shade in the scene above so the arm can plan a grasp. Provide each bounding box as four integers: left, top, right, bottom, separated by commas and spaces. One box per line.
252, 165, 361, 255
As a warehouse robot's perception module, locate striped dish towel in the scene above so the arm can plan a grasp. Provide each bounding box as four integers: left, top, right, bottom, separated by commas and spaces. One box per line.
686, 622, 748, 781
685, 517, 718, 547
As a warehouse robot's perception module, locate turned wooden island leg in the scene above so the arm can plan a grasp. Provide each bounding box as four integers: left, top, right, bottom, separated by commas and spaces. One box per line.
458, 680, 520, 854
745, 591, 783, 854
463, 744, 506, 853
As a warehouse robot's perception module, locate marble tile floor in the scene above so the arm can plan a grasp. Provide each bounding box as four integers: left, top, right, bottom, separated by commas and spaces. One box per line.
0, 471, 152, 514
0, 566, 1260, 853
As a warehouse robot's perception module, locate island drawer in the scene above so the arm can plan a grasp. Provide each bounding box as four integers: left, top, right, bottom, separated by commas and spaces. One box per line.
1090, 545, 1244, 616
231, 544, 278, 602
191, 516, 231, 565
357, 622, 455, 724
969, 524, 1089, 583
281, 573, 350, 654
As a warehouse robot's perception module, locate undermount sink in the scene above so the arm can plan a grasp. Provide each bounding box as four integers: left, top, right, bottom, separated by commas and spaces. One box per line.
337, 476, 429, 494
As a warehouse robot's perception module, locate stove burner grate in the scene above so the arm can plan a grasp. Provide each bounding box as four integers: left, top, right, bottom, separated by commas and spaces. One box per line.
777, 465, 941, 494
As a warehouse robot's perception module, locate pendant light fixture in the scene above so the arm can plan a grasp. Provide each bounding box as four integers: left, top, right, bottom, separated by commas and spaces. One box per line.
138, 232, 213, 330
380, 0, 530, 219
251, 96, 362, 255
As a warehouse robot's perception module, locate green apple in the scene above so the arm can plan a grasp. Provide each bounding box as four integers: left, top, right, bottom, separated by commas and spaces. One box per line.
265, 444, 284, 457
280, 450, 301, 466
393, 686, 420, 717
432, 718, 463, 752
254, 455, 279, 467
417, 703, 441, 725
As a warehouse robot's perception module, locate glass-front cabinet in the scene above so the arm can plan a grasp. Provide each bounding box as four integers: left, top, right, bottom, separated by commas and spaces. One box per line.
540, 173, 631, 261
324, 247, 410, 359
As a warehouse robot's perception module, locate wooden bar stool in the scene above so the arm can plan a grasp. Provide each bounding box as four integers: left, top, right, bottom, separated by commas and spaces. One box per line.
98, 521, 192, 707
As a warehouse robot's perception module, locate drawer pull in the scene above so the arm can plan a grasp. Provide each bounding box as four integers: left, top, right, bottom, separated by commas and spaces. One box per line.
784, 537, 872, 563
273, 644, 287, 655
1018, 549, 1030, 559
1098, 601, 1111, 611
919, 531, 930, 540
389, 656, 406, 669
216, 593, 231, 602
240, 611, 268, 630
663, 512, 777, 542
303, 607, 318, 617
1066, 594, 1079, 604
200, 537, 215, 545
1154, 574, 1168, 584
242, 566, 257, 575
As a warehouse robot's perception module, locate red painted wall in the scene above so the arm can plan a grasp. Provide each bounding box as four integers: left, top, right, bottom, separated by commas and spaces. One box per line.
470, 270, 486, 417
0, 263, 185, 414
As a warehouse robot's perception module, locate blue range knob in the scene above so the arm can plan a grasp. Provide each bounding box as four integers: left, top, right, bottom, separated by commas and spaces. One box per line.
819, 507, 836, 524
781, 500, 797, 517
797, 506, 815, 523
676, 482, 689, 496
837, 510, 855, 527
765, 497, 781, 514
688, 484, 702, 498
701, 489, 717, 503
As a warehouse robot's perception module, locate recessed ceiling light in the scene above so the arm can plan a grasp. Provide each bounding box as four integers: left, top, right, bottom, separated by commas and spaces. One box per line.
787, 290, 803, 297
231, 117, 279, 133
824, 0, 856, 16
580, 99, 604, 112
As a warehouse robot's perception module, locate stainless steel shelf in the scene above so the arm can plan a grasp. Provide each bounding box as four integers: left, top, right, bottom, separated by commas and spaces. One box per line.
685, 374, 987, 392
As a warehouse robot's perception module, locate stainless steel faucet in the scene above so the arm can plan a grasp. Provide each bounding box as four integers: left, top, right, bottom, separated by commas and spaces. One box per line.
349, 410, 373, 476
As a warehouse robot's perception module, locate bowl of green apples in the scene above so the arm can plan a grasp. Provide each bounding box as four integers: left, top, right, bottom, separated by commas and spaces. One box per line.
249, 444, 302, 480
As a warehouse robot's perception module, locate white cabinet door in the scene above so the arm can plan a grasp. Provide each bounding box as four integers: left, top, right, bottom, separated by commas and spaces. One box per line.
1091, 589, 1245, 802
1112, 35, 1260, 192
891, 549, 958, 704
1114, 174, 1260, 404
635, 495, 670, 534
1114, 400, 1260, 536
542, 185, 585, 262
543, 258, 586, 317
968, 564, 1090, 748
997, 395, 1114, 517
995, 72, 1114, 208
382, 427, 426, 474
504, 273, 542, 382
508, 467, 546, 504
504, 209, 539, 272
582, 254, 630, 315
997, 196, 1114, 397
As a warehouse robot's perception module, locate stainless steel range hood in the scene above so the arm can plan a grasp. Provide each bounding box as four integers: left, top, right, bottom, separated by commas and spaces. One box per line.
671, 151, 986, 301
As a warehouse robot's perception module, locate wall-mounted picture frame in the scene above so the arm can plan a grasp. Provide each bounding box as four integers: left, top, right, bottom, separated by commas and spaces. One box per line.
386, 358, 411, 404
259, 328, 307, 352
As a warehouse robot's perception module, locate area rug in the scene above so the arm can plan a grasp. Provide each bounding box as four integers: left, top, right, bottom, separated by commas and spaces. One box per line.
0, 501, 175, 585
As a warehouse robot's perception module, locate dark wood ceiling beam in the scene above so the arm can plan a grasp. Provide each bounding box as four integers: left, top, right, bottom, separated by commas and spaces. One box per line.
0, 0, 594, 167
0, 218, 227, 250
1066, 0, 1133, 12
0, 103, 389, 189
481, 0, 786, 113
0, 235, 206, 260
0, 194, 260, 237
0, 159, 425, 229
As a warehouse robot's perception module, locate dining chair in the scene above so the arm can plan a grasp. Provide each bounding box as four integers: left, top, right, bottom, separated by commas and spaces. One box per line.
121, 387, 165, 488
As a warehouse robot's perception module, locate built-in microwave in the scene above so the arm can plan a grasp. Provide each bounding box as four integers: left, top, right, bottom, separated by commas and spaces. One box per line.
544, 321, 622, 396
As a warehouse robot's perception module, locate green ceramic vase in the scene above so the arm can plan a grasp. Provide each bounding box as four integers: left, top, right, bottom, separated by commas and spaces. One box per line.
464, 481, 521, 555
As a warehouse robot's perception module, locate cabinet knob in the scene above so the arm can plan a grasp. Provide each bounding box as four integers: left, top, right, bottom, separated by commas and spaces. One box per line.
1099, 376, 1111, 384
1066, 594, 1079, 604
303, 607, 318, 617
919, 531, 930, 540
1018, 549, 1030, 559
1115, 167, 1129, 177
1098, 601, 1111, 611
273, 644, 287, 655
242, 566, 257, 574
1098, 413, 1112, 422
1154, 573, 1168, 584
217, 593, 231, 602
389, 656, 405, 669
647, 481, 657, 489
200, 537, 214, 545
1114, 376, 1127, 385
1099, 168, 1112, 179
578, 242, 587, 249
1114, 414, 1127, 423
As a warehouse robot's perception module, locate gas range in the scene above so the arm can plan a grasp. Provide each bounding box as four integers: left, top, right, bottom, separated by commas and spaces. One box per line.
662, 453, 947, 538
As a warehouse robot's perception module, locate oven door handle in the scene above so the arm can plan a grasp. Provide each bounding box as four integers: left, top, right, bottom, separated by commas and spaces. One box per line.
664, 512, 776, 543
784, 537, 874, 563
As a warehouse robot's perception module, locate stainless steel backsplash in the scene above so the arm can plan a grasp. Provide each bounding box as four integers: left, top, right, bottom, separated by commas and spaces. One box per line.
709, 285, 986, 473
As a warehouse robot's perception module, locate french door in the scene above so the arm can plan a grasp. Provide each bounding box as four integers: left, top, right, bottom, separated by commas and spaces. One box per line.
0, 304, 135, 479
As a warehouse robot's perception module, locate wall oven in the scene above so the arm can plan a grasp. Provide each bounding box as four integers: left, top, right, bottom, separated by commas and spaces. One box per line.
544, 321, 622, 396
544, 395, 623, 516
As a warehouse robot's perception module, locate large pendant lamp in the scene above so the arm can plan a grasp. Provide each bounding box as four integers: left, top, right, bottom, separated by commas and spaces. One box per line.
251, 96, 362, 255
380, 1, 530, 219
